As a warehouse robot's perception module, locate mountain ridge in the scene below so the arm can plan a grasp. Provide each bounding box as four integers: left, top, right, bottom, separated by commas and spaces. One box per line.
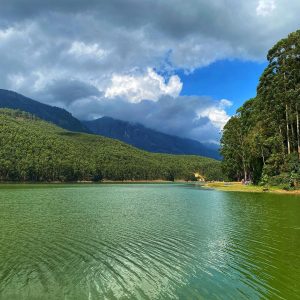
0, 88, 220, 159
83, 117, 221, 160
0, 89, 90, 133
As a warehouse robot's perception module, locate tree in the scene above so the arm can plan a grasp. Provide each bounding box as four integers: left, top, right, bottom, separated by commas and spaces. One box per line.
221, 30, 300, 186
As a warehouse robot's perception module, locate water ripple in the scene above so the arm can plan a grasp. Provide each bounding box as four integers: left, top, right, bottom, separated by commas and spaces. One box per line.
0, 184, 299, 299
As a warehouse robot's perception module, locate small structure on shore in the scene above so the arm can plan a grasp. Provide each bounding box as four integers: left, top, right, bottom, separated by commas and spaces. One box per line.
194, 173, 205, 182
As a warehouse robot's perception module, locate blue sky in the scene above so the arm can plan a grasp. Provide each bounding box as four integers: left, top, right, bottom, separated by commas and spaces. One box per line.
179, 60, 267, 115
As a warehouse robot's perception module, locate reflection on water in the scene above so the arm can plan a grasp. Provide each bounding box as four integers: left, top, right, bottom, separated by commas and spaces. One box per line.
0, 184, 299, 299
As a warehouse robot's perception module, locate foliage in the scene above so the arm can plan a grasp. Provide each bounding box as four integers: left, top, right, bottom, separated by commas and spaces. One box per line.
0, 109, 224, 182
221, 30, 300, 187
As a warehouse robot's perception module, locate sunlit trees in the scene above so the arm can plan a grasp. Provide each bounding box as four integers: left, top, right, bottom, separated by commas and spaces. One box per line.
221, 30, 300, 187
0, 109, 224, 182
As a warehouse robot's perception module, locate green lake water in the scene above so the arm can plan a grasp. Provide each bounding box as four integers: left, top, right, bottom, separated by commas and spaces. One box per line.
0, 184, 299, 299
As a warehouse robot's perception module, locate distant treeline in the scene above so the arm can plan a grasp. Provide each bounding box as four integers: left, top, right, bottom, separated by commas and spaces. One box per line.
0, 109, 224, 182
221, 30, 300, 189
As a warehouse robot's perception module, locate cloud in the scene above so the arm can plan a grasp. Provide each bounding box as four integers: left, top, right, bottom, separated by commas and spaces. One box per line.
0, 1, 299, 79
196, 99, 232, 129
104, 68, 182, 103
68, 41, 109, 60
37, 79, 102, 106
70, 95, 229, 143
0, 0, 299, 142
256, 0, 276, 16
219, 99, 233, 109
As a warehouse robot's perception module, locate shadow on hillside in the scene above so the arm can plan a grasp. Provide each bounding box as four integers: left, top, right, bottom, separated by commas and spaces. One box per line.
58, 132, 82, 137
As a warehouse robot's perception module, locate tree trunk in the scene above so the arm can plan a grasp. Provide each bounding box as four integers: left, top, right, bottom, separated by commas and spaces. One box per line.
283, 71, 291, 155
261, 146, 265, 165
291, 122, 295, 152
285, 103, 291, 155
242, 156, 247, 181
296, 103, 300, 160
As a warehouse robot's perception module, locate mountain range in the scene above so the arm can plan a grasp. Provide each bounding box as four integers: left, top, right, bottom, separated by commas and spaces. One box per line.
83, 117, 220, 159
0, 89, 90, 133
0, 89, 220, 159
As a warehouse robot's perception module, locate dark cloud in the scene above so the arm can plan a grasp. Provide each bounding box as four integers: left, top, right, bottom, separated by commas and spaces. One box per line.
0, 0, 299, 142
69, 95, 227, 143
37, 79, 102, 106
1, 1, 300, 69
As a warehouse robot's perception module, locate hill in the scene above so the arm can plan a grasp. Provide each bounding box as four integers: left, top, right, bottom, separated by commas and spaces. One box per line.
0, 109, 223, 182
83, 117, 220, 159
0, 89, 90, 133
0, 89, 220, 160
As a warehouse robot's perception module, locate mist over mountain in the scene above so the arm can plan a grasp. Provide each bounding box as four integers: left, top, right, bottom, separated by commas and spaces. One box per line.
83, 117, 220, 160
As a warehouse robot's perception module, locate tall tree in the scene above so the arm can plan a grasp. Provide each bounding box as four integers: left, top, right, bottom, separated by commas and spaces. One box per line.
221, 30, 300, 186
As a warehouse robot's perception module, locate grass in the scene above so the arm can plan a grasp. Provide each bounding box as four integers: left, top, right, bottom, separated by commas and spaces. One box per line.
204, 182, 300, 195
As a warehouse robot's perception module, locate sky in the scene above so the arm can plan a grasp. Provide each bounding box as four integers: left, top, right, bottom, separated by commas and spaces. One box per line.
0, 0, 299, 143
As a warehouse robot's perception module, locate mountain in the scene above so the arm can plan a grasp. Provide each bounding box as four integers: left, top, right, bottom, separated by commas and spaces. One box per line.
0, 89, 220, 160
0, 109, 223, 182
83, 117, 221, 160
0, 89, 90, 133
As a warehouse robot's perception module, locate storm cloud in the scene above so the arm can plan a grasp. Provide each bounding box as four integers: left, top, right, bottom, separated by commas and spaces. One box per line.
70, 94, 231, 143
0, 0, 299, 142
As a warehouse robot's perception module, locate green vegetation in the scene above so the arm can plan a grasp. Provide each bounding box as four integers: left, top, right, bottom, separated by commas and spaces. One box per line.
0, 109, 223, 182
221, 30, 300, 190
205, 182, 300, 194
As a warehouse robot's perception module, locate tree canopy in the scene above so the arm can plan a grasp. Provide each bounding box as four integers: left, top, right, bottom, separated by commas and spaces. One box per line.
221, 30, 300, 189
0, 109, 224, 182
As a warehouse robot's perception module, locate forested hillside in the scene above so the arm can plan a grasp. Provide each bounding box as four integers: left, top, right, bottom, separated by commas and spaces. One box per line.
0, 89, 90, 133
83, 117, 220, 159
221, 30, 300, 189
0, 89, 220, 160
0, 109, 223, 182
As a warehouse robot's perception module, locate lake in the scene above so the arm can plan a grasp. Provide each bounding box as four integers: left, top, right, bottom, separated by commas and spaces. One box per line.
0, 184, 299, 299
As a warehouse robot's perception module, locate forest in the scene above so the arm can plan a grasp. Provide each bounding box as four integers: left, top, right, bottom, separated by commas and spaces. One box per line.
221, 30, 300, 189
0, 109, 223, 182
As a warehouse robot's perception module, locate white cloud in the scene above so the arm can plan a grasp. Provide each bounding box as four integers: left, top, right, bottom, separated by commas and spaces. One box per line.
68, 41, 108, 60
194, 99, 231, 130
219, 99, 233, 109
0, 27, 15, 40
204, 99, 232, 129
104, 68, 182, 102
256, 0, 276, 16
196, 105, 230, 130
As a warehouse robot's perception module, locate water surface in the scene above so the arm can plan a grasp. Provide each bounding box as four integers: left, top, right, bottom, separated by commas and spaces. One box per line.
0, 184, 299, 299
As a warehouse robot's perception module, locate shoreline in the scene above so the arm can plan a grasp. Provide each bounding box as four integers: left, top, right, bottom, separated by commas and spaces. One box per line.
0, 181, 299, 195
0, 180, 192, 185
204, 182, 300, 195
